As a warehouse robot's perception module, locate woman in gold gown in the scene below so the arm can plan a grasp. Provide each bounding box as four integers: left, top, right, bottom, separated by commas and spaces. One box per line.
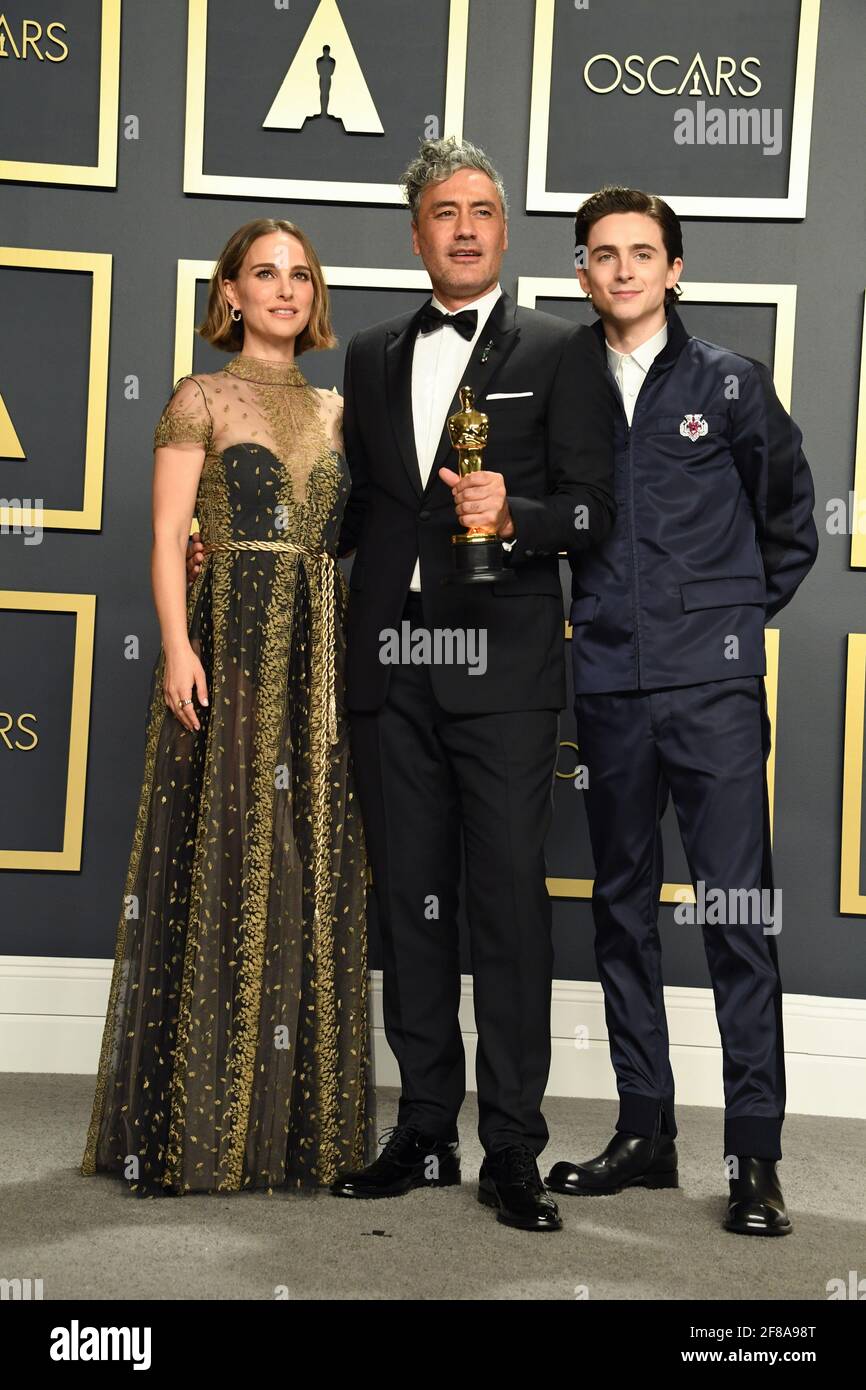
82, 219, 375, 1194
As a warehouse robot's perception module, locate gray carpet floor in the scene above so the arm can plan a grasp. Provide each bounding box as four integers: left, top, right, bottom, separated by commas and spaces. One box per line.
1, 1074, 862, 1300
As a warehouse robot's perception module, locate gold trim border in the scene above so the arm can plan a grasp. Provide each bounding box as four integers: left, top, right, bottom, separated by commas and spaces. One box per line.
840, 633, 866, 913
0, 590, 96, 871
516, 278, 797, 409
850, 294, 866, 568
0, 247, 112, 530
0, 0, 121, 188
547, 632, 779, 904
183, 0, 469, 203
526, 0, 821, 219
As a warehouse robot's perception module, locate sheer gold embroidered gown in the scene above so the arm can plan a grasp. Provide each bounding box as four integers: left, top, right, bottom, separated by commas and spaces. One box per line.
81, 355, 375, 1194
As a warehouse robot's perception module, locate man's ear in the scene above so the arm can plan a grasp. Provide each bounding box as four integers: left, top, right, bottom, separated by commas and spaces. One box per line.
502, 219, 509, 253
666, 257, 684, 294
576, 267, 591, 295
410, 221, 421, 257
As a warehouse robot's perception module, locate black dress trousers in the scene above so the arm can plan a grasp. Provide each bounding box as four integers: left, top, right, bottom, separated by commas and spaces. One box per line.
349, 593, 559, 1157
575, 675, 786, 1160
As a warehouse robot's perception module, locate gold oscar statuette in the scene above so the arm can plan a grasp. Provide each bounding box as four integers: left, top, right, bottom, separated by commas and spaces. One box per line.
442, 385, 514, 585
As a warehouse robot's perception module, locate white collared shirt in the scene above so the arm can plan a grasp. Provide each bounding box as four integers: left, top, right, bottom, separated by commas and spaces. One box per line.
605, 320, 668, 426
409, 281, 503, 591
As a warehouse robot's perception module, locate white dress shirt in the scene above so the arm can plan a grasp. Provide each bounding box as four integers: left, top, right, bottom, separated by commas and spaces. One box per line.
605, 320, 668, 426
409, 281, 503, 591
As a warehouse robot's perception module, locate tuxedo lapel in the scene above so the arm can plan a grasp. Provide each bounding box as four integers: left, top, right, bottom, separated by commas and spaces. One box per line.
385, 306, 426, 499
423, 291, 521, 498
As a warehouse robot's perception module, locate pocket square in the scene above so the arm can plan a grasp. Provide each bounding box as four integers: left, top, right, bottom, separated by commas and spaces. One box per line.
485, 391, 534, 400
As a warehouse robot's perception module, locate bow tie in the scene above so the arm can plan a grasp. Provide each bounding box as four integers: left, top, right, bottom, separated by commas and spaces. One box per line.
418, 304, 478, 341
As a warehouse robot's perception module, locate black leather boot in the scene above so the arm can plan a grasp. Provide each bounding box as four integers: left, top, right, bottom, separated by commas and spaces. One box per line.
478, 1145, 563, 1230
724, 1156, 791, 1236
545, 1126, 679, 1196
330, 1124, 460, 1198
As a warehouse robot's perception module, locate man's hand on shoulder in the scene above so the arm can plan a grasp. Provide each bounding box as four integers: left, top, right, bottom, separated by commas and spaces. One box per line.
186, 531, 204, 586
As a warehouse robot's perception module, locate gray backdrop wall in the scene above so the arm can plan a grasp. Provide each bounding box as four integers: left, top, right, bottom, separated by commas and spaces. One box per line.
1, 0, 865, 1003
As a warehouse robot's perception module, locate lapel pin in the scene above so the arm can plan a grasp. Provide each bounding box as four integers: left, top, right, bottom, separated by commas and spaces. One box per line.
480, 339, 494, 364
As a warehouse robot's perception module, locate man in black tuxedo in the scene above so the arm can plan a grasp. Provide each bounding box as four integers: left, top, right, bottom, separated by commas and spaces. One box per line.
329, 138, 615, 1229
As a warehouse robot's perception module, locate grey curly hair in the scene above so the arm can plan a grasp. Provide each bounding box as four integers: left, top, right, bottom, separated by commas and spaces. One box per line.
400, 136, 509, 221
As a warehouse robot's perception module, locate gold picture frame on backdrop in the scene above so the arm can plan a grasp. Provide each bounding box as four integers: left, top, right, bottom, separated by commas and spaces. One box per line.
0, 0, 121, 188
517, 278, 797, 406
518, 278, 793, 903
183, 0, 469, 203
840, 634, 866, 914
547, 633, 780, 904
171, 260, 432, 540
0, 591, 96, 871
171, 258, 432, 381
526, 0, 821, 218
0, 248, 111, 531
850, 294, 866, 569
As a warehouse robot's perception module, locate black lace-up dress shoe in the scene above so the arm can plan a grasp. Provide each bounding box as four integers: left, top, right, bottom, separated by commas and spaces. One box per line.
477, 1145, 563, 1230
724, 1157, 791, 1236
545, 1130, 679, 1196
330, 1124, 461, 1198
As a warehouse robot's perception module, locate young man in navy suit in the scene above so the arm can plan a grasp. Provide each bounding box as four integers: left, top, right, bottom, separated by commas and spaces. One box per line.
544, 187, 818, 1236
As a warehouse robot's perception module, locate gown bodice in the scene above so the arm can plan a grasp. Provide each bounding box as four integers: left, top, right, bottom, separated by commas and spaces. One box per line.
153, 355, 349, 554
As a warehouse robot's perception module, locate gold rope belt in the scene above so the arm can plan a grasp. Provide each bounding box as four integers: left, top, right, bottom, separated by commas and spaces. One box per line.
199, 537, 341, 1053
200, 538, 338, 744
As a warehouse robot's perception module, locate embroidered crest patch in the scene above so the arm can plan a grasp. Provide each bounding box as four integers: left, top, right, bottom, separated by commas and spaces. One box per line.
680, 413, 709, 442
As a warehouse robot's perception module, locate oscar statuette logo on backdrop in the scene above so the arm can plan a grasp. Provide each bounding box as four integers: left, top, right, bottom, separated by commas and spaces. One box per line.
184, 0, 470, 202
264, 0, 384, 134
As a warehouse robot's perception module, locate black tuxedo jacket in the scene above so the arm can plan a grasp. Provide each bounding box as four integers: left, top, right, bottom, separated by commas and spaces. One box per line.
338, 291, 615, 713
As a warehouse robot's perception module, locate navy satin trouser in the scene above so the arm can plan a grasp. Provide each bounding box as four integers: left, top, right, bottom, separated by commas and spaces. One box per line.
575, 676, 785, 1160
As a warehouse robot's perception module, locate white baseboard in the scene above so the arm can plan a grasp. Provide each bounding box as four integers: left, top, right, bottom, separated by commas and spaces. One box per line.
1, 956, 864, 1120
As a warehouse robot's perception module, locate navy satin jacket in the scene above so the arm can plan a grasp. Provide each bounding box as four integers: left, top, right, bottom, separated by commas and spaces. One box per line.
568, 307, 818, 694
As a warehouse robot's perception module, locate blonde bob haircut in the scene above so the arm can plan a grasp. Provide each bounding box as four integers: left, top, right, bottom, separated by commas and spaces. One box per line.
199, 218, 337, 355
